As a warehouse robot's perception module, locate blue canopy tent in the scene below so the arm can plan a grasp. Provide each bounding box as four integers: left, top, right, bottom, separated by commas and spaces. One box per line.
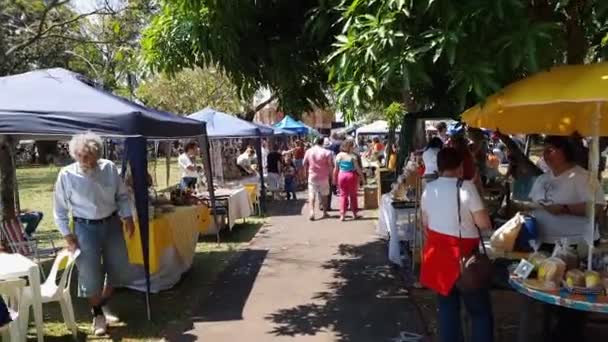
273, 115, 319, 136
252, 122, 296, 136
0, 68, 209, 320
188, 108, 272, 212
188, 107, 273, 138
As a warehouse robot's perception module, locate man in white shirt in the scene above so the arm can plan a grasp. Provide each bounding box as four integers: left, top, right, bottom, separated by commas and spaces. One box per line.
528, 136, 606, 244
435, 121, 449, 143
261, 139, 269, 174
54, 132, 134, 336
178, 142, 200, 190
237, 147, 256, 175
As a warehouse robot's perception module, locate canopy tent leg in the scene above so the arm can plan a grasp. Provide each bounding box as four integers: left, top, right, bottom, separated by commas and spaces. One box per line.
587, 103, 602, 270
125, 137, 152, 320
198, 126, 221, 243
165, 143, 171, 188
254, 139, 266, 215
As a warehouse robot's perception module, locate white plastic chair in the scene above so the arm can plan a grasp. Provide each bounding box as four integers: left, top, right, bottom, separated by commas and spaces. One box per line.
0, 278, 26, 342
20, 250, 78, 339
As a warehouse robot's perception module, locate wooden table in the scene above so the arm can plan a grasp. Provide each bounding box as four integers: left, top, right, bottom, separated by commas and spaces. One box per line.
0, 253, 44, 341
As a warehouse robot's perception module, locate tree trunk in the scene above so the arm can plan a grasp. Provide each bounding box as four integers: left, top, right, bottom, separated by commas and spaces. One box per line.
240, 94, 278, 122
565, 0, 587, 65
0, 136, 16, 221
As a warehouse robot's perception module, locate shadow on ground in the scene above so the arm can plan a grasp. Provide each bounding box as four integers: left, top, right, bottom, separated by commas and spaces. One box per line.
199, 220, 264, 244
265, 198, 307, 216
264, 241, 427, 342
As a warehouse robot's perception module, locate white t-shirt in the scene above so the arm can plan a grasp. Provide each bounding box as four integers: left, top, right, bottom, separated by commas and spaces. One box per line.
261, 147, 269, 173
178, 153, 198, 178
237, 152, 252, 168
422, 148, 440, 176
529, 165, 606, 243
421, 178, 485, 238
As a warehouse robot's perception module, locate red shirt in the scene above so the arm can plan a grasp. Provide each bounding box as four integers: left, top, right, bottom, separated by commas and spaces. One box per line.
294, 146, 305, 160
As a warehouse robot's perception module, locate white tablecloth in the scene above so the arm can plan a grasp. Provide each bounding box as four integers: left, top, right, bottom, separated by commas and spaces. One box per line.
207, 188, 253, 231
377, 193, 417, 266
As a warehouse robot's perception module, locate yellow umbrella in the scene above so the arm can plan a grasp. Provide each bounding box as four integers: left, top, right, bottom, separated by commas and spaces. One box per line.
462, 62, 608, 270
462, 62, 608, 136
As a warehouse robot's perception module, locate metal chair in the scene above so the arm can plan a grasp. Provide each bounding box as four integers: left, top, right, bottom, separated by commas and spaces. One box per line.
1, 218, 58, 278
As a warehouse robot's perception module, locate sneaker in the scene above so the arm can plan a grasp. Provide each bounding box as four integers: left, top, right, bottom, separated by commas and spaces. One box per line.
92, 315, 107, 336
103, 307, 120, 324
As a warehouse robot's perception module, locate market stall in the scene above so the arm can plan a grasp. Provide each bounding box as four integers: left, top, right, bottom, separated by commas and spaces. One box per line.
188, 107, 268, 217
355, 120, 401, 137
462, 62, 608, 340
377, 193, 416, 266
0, 68, 209, 319
377, 160, 423, 274
124, 205, 211, 292
198, 188, 253, 232
273, 115, 319, 136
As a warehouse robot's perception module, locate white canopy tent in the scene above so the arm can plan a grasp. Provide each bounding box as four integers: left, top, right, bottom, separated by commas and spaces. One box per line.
356, 120, 400, 136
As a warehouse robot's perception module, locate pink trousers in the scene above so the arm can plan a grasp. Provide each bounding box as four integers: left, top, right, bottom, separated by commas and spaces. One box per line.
338, 171, 358, 215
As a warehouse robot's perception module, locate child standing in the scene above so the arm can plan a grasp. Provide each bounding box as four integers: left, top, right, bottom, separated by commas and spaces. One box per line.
283, 154, 297, 200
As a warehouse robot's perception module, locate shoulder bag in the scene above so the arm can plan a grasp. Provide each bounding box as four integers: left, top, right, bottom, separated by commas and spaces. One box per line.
455, 179, 493, 292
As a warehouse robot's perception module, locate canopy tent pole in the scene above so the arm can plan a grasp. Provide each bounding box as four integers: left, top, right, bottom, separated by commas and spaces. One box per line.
198, 125, 221, 243
254, 138, 266, 214
10, 141, 20, 213
124, 137, 152, 320
165, 143, 171, 188
587, 102, 602, 270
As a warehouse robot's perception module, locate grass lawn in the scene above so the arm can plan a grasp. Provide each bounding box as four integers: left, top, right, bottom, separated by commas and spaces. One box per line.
14, 162, 266, 341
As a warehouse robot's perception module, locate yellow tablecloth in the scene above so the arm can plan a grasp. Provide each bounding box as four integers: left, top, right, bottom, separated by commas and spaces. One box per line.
125, 205, 211, 274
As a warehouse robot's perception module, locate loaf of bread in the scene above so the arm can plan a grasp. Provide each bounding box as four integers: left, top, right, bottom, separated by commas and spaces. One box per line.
585, 270, 601, 288
538, 257, 566, 289
529, 252, 549, 269
565, 269, 585, 287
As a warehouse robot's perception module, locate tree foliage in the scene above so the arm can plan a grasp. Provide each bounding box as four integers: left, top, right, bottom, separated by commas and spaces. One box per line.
327, 0, 608, 121
0, 0, 85, 76
141, 0, 337, 116
135, 67, 245, 115
67, 0, 158, 95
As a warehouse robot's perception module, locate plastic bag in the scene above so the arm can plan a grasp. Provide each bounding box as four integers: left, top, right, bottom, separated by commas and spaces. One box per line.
552, 238, 579, 270
538, 257, 566, 289
490, 212, 525, 252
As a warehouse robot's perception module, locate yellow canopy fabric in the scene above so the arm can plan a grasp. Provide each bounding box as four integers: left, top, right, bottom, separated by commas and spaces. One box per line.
462, 63, 608, 136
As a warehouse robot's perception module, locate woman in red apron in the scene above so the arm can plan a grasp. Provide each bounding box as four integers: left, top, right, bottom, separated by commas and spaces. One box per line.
420, 147, 494, 342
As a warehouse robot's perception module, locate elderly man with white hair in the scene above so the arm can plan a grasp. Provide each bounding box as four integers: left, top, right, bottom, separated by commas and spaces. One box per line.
53, 132, 134, 336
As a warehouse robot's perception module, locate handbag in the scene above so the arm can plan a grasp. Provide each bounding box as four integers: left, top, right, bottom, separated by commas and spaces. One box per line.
455, 179, 494, 292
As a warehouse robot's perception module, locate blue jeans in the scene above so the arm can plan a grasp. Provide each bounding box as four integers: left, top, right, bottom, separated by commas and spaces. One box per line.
20, 211, 43, 237
181, 177, 197, 190
74, 216, 131, 298
437, 287, 494, 342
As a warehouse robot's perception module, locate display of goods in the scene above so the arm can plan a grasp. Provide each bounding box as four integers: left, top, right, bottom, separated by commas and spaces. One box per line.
537, 257, 566, 290
565, 269, 585, 287
585, 270, 601, 288
529, 252, 549, 269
